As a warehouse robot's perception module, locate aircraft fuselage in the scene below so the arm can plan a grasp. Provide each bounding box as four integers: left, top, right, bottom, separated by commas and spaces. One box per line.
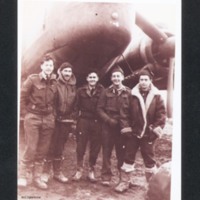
22, 2, 135, 85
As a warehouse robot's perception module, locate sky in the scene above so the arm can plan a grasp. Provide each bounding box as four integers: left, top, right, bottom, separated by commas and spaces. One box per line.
135, 3, 177, 33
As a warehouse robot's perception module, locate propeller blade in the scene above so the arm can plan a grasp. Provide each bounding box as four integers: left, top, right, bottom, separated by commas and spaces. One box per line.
135, 12, 168, 44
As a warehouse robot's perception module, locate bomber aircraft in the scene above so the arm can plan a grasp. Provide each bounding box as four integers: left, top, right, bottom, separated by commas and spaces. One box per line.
20, 1, 175, 117
19, 2, 177, 200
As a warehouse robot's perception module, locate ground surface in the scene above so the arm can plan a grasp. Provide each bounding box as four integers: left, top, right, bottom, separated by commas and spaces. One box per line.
18, 121, 172, 200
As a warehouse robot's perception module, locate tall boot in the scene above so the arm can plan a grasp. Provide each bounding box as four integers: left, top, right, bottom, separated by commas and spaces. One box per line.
53, 158, 68, 183
114, 170, 131, 193
114, 162, 135, 193
26, 164, 34, 184
145, 166, 157, 182
42, 160, 53, 183
18, 162, 33, 187
33, 162, 48, 190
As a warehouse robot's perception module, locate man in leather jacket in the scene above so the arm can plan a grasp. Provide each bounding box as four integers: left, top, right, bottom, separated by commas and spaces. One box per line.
18, 55, 57, 190
115, 68, 166, 193
43, 62, 77, 184
97, 66, 131, 187
72, 70, 104, 183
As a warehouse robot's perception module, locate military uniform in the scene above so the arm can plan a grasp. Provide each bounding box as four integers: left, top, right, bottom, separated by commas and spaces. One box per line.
74, 84, 104, 177
44, 68, 76, 183
97, 84, 131, 183
115, 83, 166, 193
20, 72, 57, 189
121, 83, 166, 172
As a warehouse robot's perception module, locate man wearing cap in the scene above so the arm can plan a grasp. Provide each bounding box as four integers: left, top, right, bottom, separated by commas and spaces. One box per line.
18, 55, 57, 189
114, 68, 166, 193
43, 62, 77, 184
72, 70, 104, 182
97, 66, 132, 187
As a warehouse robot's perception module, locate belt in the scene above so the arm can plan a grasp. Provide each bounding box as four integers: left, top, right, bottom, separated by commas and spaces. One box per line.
27, 103, 53, 115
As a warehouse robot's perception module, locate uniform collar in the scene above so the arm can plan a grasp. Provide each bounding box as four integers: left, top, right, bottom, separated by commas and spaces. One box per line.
84, 84, 96, 96
39, 72, 56, 80
39, 72, 47, 80
109, 84, 126, 94
88, 85, 96, 90
82, 84, 103, 96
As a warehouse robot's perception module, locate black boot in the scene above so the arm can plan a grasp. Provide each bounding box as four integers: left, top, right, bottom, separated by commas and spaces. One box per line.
53, 158, 68, 183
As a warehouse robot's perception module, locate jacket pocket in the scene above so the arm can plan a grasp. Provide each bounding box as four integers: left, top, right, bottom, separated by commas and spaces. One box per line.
105, 93, 116, 109
121, 93, 129, 106
34, 82, 46, 90
43, 114, 55, 130
49, 84, 57, 94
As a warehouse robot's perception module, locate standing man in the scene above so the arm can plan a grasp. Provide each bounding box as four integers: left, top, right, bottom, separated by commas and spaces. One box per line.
18, 55, 57, 189
72, 70, 104, 182
43, 62, 76, 183
115, 69, 166, 193
97, 66, 131, 187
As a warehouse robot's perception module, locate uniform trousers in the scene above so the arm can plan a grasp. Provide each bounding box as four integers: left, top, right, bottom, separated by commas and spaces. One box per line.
22, 112, 55, 166
76, 118, 102, 170
124, 134, 156, 168
46, 120, 71, 161
101, 122, 126, 181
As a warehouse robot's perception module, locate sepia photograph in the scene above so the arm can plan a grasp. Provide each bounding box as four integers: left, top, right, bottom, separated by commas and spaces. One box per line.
17, 0, 181, 199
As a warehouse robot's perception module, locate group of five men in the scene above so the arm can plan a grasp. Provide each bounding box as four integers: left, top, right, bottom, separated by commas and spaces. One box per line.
19, 55, 166, 193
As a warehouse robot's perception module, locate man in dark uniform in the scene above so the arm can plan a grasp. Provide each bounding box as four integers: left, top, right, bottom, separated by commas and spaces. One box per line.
97, 66, 131, 187
72, 70, 104, 182
18, 55, 57, 190
115, 69, 166, 193
43, 62, 76, 183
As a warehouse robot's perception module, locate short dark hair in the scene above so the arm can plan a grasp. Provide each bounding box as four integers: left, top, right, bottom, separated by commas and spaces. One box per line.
41, 54, 55, 65
139, 64, 154, 79
86, 69, 99, 77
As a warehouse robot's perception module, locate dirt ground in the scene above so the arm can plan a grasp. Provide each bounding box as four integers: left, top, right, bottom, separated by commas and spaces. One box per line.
18, 121, 172, 200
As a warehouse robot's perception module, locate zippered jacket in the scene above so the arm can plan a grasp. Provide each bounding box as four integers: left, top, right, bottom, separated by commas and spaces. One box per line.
97, 84, 132, 129
20, 72, 57, 116
75, 84, 104, 120
56, 69, 76, 119
120, 83, 166, 138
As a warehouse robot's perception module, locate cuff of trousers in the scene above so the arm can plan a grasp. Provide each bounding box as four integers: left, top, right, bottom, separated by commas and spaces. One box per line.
54, 156, 65, 161
121, 162, 135, 173
145, 165, 158, 174
121, 127, 133, 134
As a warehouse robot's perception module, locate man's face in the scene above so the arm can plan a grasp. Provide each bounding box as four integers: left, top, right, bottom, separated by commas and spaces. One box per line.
61, 67, 73, 81
86, 72, 99, 87
111, 72, 124, 86
139, 75, 152, 91
41, 60, 54, 76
